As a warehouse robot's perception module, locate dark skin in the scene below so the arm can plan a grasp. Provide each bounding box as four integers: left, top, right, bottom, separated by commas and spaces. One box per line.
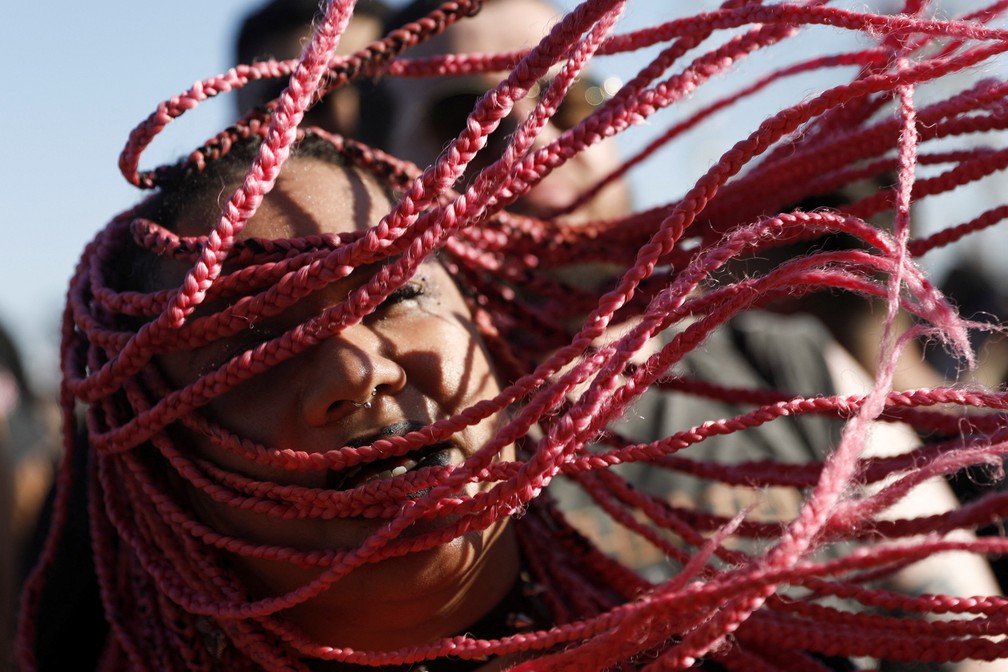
156, 158, 520, 658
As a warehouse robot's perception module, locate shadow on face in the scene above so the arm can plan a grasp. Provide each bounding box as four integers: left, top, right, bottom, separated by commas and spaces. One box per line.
146, 156, 519, 650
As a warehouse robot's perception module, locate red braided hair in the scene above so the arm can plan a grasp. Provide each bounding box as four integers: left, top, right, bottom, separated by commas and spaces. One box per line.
19, 0, 1008, 669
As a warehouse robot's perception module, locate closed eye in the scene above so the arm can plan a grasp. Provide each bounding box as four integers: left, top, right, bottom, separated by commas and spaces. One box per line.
196, 321, 283, 376
379, 280, 425, 310
197, 279, 427, 375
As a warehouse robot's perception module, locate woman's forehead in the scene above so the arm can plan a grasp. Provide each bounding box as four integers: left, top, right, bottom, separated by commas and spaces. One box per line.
176, 158, 392, 241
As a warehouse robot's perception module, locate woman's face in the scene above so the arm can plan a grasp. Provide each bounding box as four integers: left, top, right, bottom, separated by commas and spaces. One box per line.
157, 157, 518, 650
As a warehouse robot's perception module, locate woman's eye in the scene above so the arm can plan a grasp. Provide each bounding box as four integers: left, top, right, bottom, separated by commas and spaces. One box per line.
380, 281, 425, 309
197, 323, 280, 375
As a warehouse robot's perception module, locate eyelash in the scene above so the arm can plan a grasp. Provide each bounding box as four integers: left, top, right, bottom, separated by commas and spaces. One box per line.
379, 280, 425, 310
195, 281, 427, 376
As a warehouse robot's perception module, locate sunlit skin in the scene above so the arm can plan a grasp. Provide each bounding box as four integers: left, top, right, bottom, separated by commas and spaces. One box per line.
384, 0, 632, 223
156, 157, 519, 653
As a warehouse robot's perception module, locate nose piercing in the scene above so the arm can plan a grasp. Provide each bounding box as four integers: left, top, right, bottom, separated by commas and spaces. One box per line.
351, 388, 378, 409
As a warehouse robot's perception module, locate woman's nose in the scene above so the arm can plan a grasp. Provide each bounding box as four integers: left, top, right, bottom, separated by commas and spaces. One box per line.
300, 323, 407, 426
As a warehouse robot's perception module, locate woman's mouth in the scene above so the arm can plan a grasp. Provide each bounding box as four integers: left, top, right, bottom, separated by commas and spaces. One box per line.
324, 426, 456, 492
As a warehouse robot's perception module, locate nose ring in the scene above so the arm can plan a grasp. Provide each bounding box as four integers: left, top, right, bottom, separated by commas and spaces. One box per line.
351, 388, 378, 409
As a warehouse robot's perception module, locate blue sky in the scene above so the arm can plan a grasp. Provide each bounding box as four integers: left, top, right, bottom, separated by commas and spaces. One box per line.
3, 0, 1005, 388
2, 1, 269, 386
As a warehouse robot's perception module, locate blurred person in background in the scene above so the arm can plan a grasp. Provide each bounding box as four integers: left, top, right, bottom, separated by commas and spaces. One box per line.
0, 323, 59, 670
235, 0, 392, 145
372, 0, 631, 224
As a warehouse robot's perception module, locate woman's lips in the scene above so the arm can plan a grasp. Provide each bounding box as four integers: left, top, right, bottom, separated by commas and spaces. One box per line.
324, 443, 455, 492
322, 421, 458, 492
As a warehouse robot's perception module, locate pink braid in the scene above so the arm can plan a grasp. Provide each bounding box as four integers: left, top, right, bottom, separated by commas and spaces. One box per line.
21, 1, 1008, 670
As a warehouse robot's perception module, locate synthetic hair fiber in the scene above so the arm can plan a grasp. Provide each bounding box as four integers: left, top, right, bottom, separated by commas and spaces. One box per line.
19, 0, 1008, 670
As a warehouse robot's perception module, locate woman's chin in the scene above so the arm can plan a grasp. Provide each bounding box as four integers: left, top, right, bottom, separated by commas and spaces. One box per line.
236, 518, 518, 651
